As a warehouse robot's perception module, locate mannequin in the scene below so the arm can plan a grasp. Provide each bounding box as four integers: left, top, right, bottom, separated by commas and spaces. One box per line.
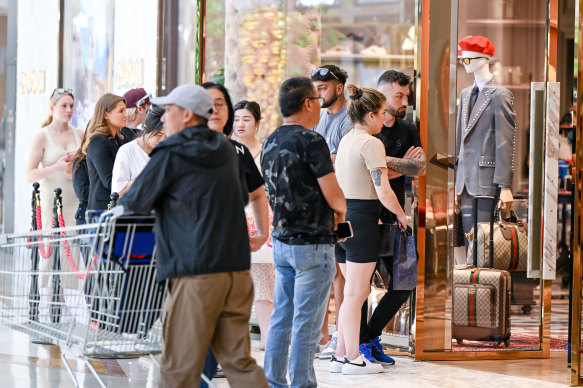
454, 35, 516, 240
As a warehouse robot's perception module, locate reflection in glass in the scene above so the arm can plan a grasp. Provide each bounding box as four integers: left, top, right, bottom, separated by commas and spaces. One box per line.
62, 0, 114, 131
205, 0, 415, 139
451, 0, 546, 352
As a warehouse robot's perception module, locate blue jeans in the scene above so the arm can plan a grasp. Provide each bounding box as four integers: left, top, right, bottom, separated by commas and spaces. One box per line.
264, 241, 335, 388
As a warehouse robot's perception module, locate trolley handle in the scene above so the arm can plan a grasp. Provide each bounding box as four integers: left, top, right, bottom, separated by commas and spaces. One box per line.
98, 205, 127, 223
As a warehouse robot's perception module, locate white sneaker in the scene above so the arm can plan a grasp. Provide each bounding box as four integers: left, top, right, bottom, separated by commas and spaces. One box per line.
319, 331, 338, 359
329, 354, 344, 373
341, 354, 383, 375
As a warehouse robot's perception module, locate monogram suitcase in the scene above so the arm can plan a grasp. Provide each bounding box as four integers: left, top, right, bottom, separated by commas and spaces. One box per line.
466, 201, 528, 271
452, 196, 511, 347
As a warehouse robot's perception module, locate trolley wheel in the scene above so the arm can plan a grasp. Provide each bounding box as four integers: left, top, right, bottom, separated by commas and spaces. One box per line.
522, 305, 532, 315
504, 338, 510, 347
456, 338, 463, 345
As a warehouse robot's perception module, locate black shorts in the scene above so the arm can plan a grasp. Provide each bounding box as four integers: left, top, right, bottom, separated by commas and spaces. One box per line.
335, 199, 382, 264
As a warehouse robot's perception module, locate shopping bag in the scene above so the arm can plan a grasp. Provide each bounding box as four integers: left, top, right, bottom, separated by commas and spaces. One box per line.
378, 223, 398, 257
393, 231, 417, 290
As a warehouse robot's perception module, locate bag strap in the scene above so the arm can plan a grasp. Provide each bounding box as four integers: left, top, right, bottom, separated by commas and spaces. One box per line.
472, 195, 496, 268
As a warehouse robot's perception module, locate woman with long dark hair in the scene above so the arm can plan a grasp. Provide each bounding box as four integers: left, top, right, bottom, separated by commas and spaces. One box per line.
84, 93, 127, 210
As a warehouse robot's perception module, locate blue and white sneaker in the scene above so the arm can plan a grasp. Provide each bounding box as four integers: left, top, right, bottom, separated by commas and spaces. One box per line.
358, 342, 377, 363
319, 331, 338, 359
370, 337, 395, 366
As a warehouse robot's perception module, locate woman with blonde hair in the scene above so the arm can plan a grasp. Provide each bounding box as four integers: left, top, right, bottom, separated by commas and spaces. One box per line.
84, 93, 127, 210
331, 84, 407, 375
25, 88, 85, 323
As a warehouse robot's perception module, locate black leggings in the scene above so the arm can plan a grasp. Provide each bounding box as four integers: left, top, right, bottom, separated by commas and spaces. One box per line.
360, 254, 412, 343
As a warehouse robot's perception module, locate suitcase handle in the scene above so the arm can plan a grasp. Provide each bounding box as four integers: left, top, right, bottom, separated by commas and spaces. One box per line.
472, 195, 497, 268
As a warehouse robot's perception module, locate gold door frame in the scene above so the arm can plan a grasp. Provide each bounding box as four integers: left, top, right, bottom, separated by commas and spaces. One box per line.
571, 0, 583, 383
413, 0, 553, 361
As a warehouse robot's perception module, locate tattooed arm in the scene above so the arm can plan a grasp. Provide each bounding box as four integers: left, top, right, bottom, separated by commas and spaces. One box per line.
386, 146, 427, 178
370, 167, 407, 229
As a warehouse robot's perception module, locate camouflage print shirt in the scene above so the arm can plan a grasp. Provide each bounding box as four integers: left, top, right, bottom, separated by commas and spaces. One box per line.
260, 124, 336, 245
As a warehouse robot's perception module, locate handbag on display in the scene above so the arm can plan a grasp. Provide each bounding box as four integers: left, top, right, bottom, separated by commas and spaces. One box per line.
378, 223, 398, 257
392, 230, 418, 290
466, 201, 528, 271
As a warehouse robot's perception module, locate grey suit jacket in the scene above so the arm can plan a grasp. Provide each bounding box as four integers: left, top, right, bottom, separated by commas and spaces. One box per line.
455, 78, 516, 196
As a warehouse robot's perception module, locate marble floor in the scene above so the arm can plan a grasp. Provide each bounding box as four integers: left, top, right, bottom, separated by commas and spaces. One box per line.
0, 323, 573, 388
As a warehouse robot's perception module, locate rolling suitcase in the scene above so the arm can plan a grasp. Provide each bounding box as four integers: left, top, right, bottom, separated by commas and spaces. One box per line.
452, 196, 511, 347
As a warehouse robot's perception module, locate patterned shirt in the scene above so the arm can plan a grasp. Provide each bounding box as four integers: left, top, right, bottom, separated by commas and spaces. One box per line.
260, 125, 336, 245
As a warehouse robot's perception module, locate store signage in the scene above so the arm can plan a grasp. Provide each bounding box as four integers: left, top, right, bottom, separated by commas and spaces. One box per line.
115, 59, 144, 90
19, 70, 46, 95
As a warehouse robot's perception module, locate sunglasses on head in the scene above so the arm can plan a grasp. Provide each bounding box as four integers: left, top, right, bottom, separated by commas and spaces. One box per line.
457, 57, 487, 65
51, 88, 73, 99
136, 93, 152, 108
311, 67, 340, 82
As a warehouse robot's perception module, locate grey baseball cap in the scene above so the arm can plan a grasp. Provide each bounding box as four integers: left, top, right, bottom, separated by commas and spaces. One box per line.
150, 84, 214, 119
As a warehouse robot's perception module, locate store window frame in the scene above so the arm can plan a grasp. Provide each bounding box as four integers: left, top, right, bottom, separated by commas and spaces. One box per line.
412, 0, 554, 361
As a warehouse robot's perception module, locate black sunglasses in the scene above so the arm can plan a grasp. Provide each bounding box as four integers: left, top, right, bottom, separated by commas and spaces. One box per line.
311, 67, 340, 82
51, 88, 73, 99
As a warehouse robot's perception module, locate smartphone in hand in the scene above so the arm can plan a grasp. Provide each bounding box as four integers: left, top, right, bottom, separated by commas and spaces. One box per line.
336, 221, 354, 239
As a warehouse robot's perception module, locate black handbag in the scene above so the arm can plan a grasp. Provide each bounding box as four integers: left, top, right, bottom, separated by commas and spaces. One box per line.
378, 223, 398, 257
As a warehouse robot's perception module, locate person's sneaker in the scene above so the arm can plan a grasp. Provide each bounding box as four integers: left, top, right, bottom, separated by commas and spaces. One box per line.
319, 331, 338, 359
370, 337, 395, 366
329, 354, 344, 373
358, 342, 377, 363
341, 354, 383, 375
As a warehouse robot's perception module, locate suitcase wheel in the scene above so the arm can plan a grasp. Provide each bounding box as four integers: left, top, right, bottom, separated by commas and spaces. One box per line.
455, 338, 463, 345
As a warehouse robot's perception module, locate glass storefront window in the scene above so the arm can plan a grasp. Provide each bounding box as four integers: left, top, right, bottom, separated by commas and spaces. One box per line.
447, 0, 547, 352
204, 0, 416, 138
62, 0, 115, 131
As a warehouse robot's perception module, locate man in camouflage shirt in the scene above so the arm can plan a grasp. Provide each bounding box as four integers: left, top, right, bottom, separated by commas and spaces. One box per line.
261, 77, 346, 388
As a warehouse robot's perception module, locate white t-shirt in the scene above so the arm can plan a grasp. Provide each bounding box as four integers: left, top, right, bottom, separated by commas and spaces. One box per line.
335, 128, 387, 200
111, 139, 150, 194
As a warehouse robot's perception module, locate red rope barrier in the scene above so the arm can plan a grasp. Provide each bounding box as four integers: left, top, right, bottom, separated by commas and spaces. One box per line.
35, 205, 52, 259
57, 213, 95, 280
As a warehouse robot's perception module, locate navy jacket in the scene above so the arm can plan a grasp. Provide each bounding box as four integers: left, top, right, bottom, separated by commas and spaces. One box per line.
120, 125, 250, 282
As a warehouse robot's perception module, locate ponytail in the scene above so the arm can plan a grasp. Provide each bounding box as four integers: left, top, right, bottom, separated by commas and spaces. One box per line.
41, 115, 53, 128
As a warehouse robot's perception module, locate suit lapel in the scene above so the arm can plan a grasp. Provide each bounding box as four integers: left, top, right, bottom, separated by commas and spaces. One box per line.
463, 78, 497, 137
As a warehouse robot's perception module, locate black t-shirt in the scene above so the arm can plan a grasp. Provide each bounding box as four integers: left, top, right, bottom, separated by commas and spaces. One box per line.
261, 125, 336, 245
230, 140, 264, 193
374, 118, 421, 222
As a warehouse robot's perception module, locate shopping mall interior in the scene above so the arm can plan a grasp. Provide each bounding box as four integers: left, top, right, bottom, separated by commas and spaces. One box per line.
0, 0, 583, 386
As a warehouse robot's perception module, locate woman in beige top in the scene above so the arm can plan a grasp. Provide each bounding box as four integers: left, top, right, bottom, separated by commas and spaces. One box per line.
331, 84, 407, 375
25, 88, 86, 323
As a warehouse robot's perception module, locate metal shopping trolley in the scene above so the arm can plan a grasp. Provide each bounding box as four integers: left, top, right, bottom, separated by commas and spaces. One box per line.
0, 206, 167, 388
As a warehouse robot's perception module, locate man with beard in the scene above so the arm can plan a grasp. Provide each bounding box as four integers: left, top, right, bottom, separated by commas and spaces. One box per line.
311, 65, 352, 163
358, 70, 426, 366
311, 64, 352, 359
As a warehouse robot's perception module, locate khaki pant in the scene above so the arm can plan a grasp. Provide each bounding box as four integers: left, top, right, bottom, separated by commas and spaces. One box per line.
159, 271, 268, 388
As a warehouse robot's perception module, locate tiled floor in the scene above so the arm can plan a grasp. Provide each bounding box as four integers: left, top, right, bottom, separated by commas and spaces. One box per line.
0, 322, 573, 388
0, 279, 575, 387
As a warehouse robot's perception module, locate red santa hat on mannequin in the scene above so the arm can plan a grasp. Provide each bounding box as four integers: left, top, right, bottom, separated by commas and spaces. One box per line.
457, 35, 495, 58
